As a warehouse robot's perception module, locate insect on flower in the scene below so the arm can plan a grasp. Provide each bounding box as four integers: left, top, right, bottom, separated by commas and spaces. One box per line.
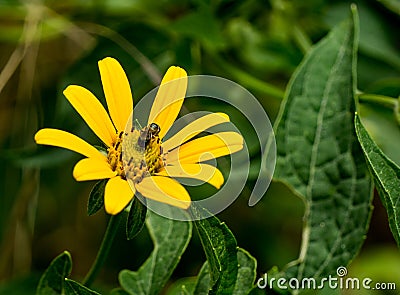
137, 123, 161, 149
34, 57, 244, 215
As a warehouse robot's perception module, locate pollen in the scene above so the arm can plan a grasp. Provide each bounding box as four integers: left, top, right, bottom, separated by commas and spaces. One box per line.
107, 131, 124, 176
121, 129, 164, 183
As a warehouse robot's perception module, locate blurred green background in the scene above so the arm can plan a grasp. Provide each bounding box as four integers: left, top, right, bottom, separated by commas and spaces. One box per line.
0, 0, 399, 294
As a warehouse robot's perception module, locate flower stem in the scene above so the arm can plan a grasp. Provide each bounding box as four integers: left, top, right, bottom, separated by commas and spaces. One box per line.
82, 213, 122, 287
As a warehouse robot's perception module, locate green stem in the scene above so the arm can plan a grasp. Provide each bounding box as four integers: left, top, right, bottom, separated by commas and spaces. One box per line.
82, 213, 122, 287
293, 25, 312, 54
358, 93, 400, 125
358, 93, 398, 109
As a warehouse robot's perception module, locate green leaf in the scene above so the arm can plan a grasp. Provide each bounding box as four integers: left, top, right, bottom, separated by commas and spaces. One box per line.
88, 179, 106, 216
232, 249, 257, 295
273, 5, 373, 284
355, 114, 400, 246
119, 207, 192, 295
36, 251, 72, 295
193, 248, 257, 295
36, 252, 100, 295
191, 205, 238, 294
64, 279, 100, 295
126, 197, 147, 240
193, 262, 211, 294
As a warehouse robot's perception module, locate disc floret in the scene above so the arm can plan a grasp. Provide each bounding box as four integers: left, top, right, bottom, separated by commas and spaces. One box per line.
122, 127, 164, 184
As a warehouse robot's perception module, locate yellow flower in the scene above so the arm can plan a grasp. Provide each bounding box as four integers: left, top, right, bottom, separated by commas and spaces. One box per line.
35, 57, 243, 215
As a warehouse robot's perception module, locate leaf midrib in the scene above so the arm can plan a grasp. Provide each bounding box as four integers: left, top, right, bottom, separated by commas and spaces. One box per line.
298, 26, 355, 281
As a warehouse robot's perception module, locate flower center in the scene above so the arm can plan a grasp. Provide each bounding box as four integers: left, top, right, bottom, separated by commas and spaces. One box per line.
114, 125, 165, 183
107, 131, 124, 176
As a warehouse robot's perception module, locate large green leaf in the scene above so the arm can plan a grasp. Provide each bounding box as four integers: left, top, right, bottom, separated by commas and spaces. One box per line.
119, 207, 192, 295
355, 114, 400, 246
36, 251, 72, 295
191, 205, 238, 294
273, 5, 373, 288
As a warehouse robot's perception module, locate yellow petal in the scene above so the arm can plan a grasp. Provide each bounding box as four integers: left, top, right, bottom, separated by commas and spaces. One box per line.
105, 176, 134, 215
162, 112, 230, 152
135, 176, 191, 209
64, 85, 117, 147
148, 66, 187, 139
166, 132, 243, 164
73, 158, 116, 181
98, 57, 133, 132
157, 163, 224, 189
34, 128, 105, 159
